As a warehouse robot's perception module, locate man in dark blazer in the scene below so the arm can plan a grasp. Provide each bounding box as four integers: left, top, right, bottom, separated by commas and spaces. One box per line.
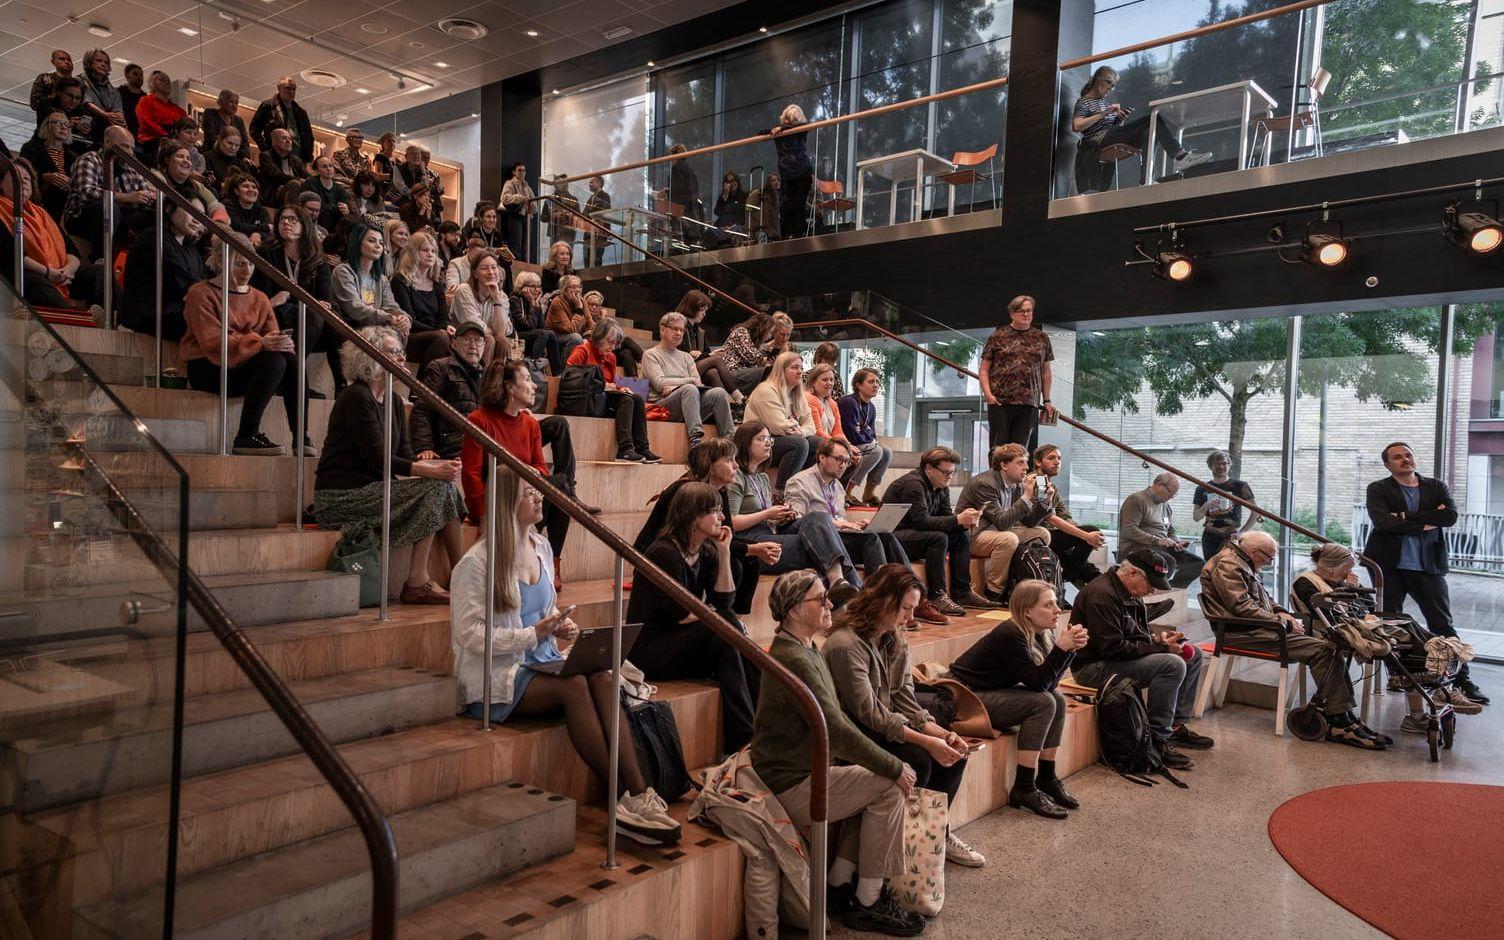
249, 76, 314, 165
1364, 441, 1486, 704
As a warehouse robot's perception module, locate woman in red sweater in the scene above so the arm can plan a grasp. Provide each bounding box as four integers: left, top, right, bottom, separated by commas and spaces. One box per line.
565, 318, 659, 464
135, 70, 186, 154
180, 233, 299, 455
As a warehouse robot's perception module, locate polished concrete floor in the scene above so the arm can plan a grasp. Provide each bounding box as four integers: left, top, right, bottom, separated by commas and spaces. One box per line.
831, 662, 1504, 939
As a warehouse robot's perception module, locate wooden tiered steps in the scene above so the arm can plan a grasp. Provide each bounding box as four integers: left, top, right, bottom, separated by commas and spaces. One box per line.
6, 321, 1101, 940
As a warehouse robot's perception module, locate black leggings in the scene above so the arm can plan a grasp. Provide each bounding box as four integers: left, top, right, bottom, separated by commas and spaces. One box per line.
603, 390, 649, 451
782, 171, 812, 239
616, 336, 643, 377
185, 349, 296, 440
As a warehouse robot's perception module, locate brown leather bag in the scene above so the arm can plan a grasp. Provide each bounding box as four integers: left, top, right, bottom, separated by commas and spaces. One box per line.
911, 662, 1000, 740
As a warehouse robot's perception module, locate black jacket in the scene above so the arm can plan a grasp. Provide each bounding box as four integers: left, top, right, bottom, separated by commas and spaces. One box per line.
1069, 566, 1156, 664
1364, 475, 1456, 574
409, 355, 481, 459
315, 383, 414, 492
882, 467, 961, 532
948, 622, 1072, 692
252, 243, 331, 334
120, 227, 206, 339
249, 95, 314, 164
258, 150, 306, 199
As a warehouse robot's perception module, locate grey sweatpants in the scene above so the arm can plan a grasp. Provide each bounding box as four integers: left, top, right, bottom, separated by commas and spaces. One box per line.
972, 687, 1068, 751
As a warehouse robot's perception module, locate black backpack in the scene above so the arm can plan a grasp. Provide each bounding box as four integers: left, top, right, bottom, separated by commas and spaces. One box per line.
622, 692, 692, 801
1095, 674, 1187, 788
1008, 537, 1062, 598
556, 363, 606, 418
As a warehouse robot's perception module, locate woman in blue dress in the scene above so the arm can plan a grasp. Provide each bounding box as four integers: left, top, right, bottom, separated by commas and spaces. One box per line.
449, 465, 680, 844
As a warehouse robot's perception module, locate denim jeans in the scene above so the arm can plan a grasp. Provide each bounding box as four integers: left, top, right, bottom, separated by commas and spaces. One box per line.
1073, 647, 1204, 740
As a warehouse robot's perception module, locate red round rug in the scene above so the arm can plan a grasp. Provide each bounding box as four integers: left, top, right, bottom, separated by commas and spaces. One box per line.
1268, 782, 1504, 939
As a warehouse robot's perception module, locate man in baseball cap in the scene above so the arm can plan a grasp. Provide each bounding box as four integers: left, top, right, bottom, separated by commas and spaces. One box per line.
1068, 547, 1213, 764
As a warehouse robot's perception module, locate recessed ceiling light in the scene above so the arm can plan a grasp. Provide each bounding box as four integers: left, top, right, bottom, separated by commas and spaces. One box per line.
335, 119, 344, 127
359, 22, 387, 34
437, 17, 489, 40
552, 89, 560, 95
758, 26, 768, 32
354, 87, 370, 94
177, 25, 198, 36
300, 68, 347, 88
434, 61, 449, 68
469, 112, 479, 118
603, 25, 632, 40
646, 60, 655, 67
525, 29, 539, 37
87, 23, 112, 38
409, 40, 425, 48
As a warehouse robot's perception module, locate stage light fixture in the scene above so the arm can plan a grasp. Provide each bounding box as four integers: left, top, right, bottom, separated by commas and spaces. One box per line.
1302, 233, 1349, 268
1445, 207, 1503, 254
1153, 250, 1194, 282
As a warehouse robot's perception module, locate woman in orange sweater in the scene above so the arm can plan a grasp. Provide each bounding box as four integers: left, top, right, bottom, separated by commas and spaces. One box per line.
180, 233, 299, 456
803, 362, 849, 444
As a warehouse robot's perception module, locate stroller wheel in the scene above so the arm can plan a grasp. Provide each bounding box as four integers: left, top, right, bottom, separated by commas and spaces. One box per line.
1427, 724, 1440, 762
1287, 702, 1328, 741
1441, 712, 1456, 750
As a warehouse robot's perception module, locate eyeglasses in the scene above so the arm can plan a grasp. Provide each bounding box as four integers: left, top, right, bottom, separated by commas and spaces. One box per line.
801, 589, 830, 607
931, 465, 957, 478
823, 454, 852, 465
754, 434, 773, 443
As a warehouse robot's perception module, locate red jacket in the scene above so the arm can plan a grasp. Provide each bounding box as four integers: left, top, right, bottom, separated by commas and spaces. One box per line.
566, 341, 618, 383
461, 405, 548, 521
135, 95, 187, 144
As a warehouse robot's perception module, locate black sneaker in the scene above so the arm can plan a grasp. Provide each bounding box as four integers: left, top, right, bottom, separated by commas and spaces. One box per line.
615, 447, 644, 463
841, 885, 925, 937
932, 592, 966, 617
1170, 724, 1215, 750
639, 448, 663, 464
233, 433, 285, 456
1144, 599, 1174, 622
1160, 743, 1195, 770
826, 880, 854, 918
1456, 677, 1491, 705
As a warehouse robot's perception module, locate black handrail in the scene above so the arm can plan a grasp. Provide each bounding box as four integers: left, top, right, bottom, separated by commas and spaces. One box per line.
101, 143, 835, 912
790, 316, 1386, 592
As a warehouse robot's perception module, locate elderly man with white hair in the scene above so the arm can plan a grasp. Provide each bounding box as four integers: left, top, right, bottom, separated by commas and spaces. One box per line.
1199, 531, 1383, 750
642, 311, 733, 446
1118, 471, 1204, 588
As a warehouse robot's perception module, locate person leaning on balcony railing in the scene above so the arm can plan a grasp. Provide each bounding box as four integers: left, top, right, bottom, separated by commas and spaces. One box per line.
751, 569, 925, 937
448, 463, 681, 844
1071, 65, 1211, 193
1365, 441, 1487, 705
313, 324, 463, 606
769, 103, 813, 239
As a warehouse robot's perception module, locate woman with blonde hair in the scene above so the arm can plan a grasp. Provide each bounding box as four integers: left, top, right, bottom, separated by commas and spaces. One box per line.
451, 252, 520, 361
540, 238, 574, 293
382, 217, 410, 272
770, 103, 812, 238
744, 350, 819, 496
946, 579, 1088, 818
389, 229, 452, 370
447, 465, 680, 843
824, 564, 985, 867
803, 361, 848, 443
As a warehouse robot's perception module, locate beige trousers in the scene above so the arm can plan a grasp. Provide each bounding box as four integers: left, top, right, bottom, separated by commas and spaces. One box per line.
973, 526, 1051, 594
777, 765, 904, 881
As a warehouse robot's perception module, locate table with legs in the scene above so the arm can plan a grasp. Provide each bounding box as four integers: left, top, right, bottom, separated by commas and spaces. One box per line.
854, 149, 955, 229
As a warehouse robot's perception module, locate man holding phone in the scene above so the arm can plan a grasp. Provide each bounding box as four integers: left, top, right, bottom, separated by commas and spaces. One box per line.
1070, 548, 1212, 766
956, 443, 1055, 603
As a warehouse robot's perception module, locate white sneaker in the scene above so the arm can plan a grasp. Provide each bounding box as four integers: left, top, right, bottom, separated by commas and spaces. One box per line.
1172, 150, 1213, 173
616, 790, 681, 846
945, 831, 985, 867
730, 389, 745, 406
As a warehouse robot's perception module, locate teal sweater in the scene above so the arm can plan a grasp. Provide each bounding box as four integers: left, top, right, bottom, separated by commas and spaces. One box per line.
751, 633, 904, 795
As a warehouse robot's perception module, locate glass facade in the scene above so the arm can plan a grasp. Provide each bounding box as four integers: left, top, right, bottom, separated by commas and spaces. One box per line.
1057, 0, 1498, 198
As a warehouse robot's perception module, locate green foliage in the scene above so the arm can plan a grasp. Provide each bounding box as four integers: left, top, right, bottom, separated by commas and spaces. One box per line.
928, 338, 981, 377
1259, 508, 1350, 547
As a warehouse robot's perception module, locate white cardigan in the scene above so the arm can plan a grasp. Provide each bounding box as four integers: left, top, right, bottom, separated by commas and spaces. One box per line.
449, 532, 557, 707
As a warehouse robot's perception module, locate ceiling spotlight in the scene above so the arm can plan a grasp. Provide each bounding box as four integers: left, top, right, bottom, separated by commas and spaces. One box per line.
469, 112, 479, 118
1445, 206, 1503, 254
335, 119, 344, 127
758, 25, 768, 32
525, 29, 540, 37
87, 23, 112, 37
177, 25, 198, 36
1302, 233, 1349, 268
646, 60, 655, 67
434, 61, 450, 68
354, 87, 370, 94
1153, 250, 1194, 282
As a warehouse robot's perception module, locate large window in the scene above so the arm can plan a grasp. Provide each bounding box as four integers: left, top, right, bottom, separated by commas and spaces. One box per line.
541, 76, 652, 263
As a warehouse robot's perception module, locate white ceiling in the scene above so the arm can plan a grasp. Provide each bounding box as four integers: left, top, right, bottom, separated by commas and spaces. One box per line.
0, 0, 741, 125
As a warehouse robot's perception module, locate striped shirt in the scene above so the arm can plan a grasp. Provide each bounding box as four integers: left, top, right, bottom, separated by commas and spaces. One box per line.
1073, 95, 1119, 145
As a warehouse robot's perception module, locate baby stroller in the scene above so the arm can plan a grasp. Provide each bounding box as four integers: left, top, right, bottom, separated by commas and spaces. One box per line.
1288, 587, 1460, 762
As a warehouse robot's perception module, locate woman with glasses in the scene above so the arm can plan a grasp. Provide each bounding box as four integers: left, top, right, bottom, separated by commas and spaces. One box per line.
750, 569, 923, 937
255, 204, 332, 401
585, 289, 642, 377
1071, 65, 1211, 192
20, 110, 76, 223
313, 325, 464, 605
626, 482, 759, 752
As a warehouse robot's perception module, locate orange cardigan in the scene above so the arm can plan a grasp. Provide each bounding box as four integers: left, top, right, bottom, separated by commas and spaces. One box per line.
806, 392, 845, 439
567, 340, 618, 383
180, 282, 279, 366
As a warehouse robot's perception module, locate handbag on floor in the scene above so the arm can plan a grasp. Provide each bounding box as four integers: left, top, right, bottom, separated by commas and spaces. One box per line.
622, 689, 692, 801
326, 525, 382, 608
894, 787, 947, 917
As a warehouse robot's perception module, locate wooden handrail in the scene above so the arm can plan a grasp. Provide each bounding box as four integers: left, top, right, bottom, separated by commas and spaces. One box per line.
791, 316, 1384, 591
553, 76, 1008, 185
1058, 0, 1337, 71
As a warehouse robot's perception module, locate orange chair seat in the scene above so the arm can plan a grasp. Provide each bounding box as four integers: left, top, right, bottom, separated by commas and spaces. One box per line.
1201, 640, 1284, 662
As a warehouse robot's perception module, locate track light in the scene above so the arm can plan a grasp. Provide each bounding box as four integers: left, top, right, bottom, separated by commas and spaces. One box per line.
1303, 233, 1349, 268
1153, 250, 1194, 282
1445, 207, 1503, 254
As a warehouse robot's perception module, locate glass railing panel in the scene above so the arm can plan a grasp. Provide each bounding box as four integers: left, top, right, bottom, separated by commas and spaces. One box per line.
1054, 0, 1488, 200
0, 277, 188, 939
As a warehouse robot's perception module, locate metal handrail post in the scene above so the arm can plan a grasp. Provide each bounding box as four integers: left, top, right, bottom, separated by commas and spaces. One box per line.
101, 154, 114, 326
153, 191, 164, 385
219, 239, 231, 456
480, 453, 497, 732
379, 371, 393, 622
603, 554, 624, 870
295, 302, 307, 523
11, 164, 23, 300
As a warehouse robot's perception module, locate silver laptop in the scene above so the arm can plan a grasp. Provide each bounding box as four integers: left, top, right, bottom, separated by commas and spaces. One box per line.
862, 502, 911, 534
523, 623, 643, 677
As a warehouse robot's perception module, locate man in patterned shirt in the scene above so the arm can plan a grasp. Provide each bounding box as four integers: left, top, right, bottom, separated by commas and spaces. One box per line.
331, 128, 370, 185
980, 294, 1054, 451
63, 124, 157, 249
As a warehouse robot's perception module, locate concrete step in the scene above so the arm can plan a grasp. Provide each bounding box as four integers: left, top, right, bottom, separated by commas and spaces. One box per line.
29, 682, 717, 907
89, 452, 318, 525
72, 781, 576, 940
4, 665, 455, 811
121, 485, 283, 530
